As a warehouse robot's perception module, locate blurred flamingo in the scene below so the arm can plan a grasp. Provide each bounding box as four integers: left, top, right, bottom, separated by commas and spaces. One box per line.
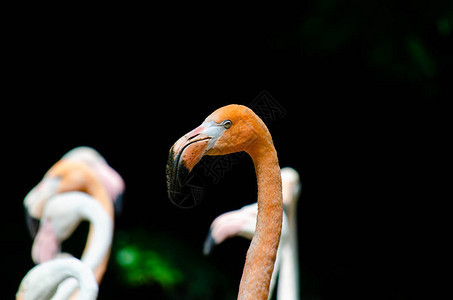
23, 147, 123, 298
24, 147, 124, 281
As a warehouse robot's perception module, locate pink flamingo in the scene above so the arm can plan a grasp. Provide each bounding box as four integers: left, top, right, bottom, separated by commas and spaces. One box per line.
24, 146, 124, 283
167, 104, 283, 299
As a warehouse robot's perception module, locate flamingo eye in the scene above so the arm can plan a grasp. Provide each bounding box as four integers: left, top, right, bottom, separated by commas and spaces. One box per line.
222, 120, 232, 129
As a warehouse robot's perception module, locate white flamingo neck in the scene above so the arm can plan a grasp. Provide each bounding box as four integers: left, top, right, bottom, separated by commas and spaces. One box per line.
41, 192, 112, 299
277, 203, 299, 300
45, 192, 113, 271
17, 257, 98, 300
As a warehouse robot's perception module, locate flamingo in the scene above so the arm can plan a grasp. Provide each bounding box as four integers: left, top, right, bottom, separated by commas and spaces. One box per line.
203, 167, 301, 300
16, 256, 98, 300
24, 146, 124, 283
167, 104, 283, 299
204, 203, 289, 299
30, 191, 112, 299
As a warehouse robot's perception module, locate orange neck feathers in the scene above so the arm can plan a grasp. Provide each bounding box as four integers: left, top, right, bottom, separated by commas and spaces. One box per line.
239, 123, 283, 299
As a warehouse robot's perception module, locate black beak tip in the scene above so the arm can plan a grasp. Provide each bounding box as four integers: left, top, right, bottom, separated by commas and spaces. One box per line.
203, 229, 216, 256
166, 146, 198, 208
24, 208, 40, 238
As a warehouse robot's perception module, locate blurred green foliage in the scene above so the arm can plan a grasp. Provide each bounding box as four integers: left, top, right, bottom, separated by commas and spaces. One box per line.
116, 245, 184, 288
113, 229, 235, 300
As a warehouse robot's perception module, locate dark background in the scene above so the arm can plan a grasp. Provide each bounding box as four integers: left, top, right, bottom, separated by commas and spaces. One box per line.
2, 1, 450, 299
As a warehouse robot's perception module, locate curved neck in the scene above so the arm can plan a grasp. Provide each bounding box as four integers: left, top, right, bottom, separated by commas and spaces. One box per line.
55, 258, 99, 300
238, 142, 283, 299
17, 258, 98, 300
72, 164, 114, 283
79, 198, 113, 283
52, 196, 113, 300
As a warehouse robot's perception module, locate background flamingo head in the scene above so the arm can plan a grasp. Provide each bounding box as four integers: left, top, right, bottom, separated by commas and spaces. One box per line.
63, 146, 125, 206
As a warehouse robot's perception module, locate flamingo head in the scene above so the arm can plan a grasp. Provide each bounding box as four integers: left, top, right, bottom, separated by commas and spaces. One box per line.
62, 146, 125, 212
203, 203, 258, 255
24, 176, 62, 237
166, 104, 268, 203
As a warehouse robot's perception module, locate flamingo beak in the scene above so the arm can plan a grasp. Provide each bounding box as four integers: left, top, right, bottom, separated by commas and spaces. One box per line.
166, 121, 225, 204
166, 124, 211, 204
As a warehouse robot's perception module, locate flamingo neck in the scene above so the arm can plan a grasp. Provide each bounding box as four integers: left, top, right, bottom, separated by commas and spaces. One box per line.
277, 198, 300, 300
238, 143, 283, 300
73, 164, 115, 282
73, 264, 99, 300
55, 258, 99, 300
79, 198, 113, 283
17, 257, 98, 300
84, 177, 115, 218
52, 195, 113, 300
